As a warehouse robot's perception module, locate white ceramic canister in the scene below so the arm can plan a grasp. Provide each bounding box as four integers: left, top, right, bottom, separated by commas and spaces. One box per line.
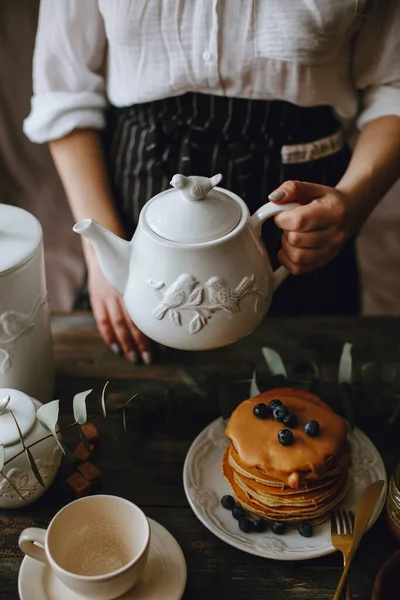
0, 205, 54, 401
0, 388, 61, 509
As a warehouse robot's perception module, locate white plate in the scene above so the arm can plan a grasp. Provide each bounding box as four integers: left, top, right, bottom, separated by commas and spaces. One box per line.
18, 518, 187, 600
183, 417, 387, 561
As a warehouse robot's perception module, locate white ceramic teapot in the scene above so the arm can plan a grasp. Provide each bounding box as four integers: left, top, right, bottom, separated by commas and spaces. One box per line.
0, 388, 61, 509
73, 174, 299, 350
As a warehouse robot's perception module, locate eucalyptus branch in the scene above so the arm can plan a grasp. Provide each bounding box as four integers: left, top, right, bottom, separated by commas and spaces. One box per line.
2, 416, 97, 468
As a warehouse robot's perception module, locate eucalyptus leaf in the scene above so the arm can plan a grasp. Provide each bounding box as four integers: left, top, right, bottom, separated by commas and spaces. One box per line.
338, 343, 353, 384
0, 444, 4, 472
387, 394, 400, 426
101, 381, 109, 418
25, 448, 45, 488
250, 369, 260, 398
60, 440, 75, 463
36, 400, 65, 456
36, 400, 59, 433
79, 426, 91, 452
73, 390, 92, 425
10, 411, 45, 487
10, 410, 26, 448
361, 361, 383, 407
178, 369, 207, 397
261, 347, 287, 379
0, 470, 28, 504
340, 383, 355, 429
122, 407, 127, 432
122, 393, 139, 408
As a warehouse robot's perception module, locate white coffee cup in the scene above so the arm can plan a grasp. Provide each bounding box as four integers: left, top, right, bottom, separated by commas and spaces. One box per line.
18, 495, 150, 600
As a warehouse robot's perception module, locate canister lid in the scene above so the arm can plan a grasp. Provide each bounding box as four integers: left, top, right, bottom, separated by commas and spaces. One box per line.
0, 205, 42, 274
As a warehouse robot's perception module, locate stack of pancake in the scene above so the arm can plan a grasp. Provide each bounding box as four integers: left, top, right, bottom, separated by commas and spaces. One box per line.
223, 388, 351, 525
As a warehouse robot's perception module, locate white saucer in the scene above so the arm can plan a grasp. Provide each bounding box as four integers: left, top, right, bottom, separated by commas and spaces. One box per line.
18, 518, 187, 600
183, 417, 387, 561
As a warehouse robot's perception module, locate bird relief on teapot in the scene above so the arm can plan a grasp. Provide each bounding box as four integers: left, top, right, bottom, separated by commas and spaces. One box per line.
170, 173, 222, 200
0, 294, 47, 373
147, 273, 263, 334
0, 446, 61, 503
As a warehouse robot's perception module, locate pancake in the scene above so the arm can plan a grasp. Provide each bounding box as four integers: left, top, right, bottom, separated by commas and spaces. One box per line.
223, 448, 351, 525
228, 443, 351, 488
223, 388, 351, 525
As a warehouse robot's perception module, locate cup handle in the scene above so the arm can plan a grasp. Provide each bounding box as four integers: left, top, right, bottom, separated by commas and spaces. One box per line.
19, 527, 48, 564
249, 201, 301, 291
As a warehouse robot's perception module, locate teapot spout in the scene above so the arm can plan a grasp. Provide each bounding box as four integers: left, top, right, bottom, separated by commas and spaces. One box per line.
73, 219, 131, 295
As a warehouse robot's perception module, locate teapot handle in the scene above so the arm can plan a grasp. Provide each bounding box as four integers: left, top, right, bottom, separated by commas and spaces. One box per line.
249, 201, 301, 291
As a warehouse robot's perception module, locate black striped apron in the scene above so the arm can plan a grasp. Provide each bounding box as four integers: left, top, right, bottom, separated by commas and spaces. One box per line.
101, 93, 360, 316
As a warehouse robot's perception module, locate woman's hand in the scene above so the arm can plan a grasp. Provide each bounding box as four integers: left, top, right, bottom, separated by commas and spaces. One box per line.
269, 181, 354, 275
87, 255, 153, 364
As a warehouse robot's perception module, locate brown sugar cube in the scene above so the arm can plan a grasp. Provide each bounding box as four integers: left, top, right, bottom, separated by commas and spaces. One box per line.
81, 423, 100, 445
77, 461, 102, 485
73, 442, 94, 463
66, 472, 92, 498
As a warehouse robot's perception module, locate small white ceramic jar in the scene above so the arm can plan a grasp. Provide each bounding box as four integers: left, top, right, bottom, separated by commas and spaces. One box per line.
0, 388, 61, 509
0, 205, 54, 401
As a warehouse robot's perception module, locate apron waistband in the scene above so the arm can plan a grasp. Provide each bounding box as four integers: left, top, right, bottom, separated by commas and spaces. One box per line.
281, 129, 344, 164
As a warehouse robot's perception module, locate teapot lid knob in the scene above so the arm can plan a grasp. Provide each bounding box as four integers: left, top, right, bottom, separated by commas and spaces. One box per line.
169, 173, 223, 201
0, 388, 36, 447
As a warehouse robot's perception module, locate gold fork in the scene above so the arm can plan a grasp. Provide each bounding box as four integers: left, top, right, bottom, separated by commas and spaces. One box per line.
331, 509, 355, 600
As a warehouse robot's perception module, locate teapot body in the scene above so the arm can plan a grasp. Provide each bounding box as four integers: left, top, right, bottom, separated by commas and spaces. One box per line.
124, 216, 274, 350
73, 175, 300, 351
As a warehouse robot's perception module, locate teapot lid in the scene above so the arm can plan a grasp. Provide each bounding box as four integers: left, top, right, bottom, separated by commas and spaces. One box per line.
144, 174, 242, 243
0, 388, 36, 447
0, 205, 42, 275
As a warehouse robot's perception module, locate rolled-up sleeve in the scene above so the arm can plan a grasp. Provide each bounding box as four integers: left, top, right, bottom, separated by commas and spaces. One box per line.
23, 0, 107, 143
353, 0, 400, 129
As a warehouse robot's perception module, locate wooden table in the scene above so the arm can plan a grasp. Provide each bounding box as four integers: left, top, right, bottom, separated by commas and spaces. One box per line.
1, 312, 400, 599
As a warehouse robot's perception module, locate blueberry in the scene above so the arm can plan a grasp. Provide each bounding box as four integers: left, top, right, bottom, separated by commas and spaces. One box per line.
304, 420, 320, 437
273, 405, 289, 422
298, 522, 313, 538
238, 518, 252, 533
251, 518, 267, 533
271, 521, 286, 535
220, 495, 235, 510
283, 413, 297, 428
268, 399, 282, 410
253, 403, 271, 419
232, 506, 246, 520
277, 429, 294, 446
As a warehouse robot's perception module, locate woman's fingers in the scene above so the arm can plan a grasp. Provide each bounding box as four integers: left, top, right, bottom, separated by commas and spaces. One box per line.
87, 258, 153, 364
121, 302, 153, 364
91, 294, 119, 349
284, 230, 327, 249
279, 234, 334, 274
106, 297, 141, 362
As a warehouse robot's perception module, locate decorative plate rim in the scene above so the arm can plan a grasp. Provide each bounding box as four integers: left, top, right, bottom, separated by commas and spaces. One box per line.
183, 417, 387, 561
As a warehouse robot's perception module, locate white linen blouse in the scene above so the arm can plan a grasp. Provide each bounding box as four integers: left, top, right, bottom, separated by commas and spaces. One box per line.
23, 0, 400, 143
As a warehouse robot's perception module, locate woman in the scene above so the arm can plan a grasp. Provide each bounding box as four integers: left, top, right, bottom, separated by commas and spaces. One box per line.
24, 1, 400, 364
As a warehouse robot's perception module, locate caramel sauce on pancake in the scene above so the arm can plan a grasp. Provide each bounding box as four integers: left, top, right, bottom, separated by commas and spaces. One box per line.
225, 388, 348, 489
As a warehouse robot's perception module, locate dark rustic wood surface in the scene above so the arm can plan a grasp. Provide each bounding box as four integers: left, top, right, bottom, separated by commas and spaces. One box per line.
1, 312, 400, 599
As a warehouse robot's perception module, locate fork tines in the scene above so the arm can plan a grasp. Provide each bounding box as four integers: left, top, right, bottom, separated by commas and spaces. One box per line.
331, 509, 355, 535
